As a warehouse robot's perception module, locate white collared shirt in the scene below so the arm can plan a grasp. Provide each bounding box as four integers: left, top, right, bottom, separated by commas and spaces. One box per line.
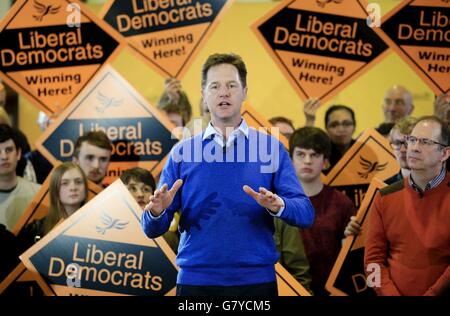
202, 118, 249, 148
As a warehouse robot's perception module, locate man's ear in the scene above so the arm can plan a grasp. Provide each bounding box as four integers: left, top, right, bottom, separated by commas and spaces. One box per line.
72, 155, 79, 163
441, 146, 450, 163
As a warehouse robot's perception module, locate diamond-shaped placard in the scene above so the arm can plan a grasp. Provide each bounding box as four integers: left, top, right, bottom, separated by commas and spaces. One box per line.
323, 129, 399, 208
325, 178, 386, 296
376, 0, 449, 94
252, 0, 389, 103
100, 0, 234, 79
0, 0, 125, 114
35, 65, 180, 186
20, 180, 178, 296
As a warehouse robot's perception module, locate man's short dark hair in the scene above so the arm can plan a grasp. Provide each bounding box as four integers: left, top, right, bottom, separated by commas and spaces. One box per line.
201, 53, 247, 89
120, 167, 156, 192
73, 131, 112, 158
289, 127, 332, 159
269, 117, 295, 131
0, 124, 19, 150
414, 115, 449, 146
325, 105, 356, 127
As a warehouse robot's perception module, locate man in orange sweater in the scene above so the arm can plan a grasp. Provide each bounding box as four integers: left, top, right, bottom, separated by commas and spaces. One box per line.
365, 115, 450, 296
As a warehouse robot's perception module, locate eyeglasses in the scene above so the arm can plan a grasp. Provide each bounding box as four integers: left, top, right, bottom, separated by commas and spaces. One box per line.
327, 121, 354, 129
390, 140, 407, 150
405, 135, 447, 148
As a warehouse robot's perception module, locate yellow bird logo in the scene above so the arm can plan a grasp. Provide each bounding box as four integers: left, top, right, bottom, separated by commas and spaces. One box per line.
33, 0, 60, 22
357, 156, 388, 179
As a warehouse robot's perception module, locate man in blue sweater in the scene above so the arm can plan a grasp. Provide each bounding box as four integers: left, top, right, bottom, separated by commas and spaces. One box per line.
141, 53, 314, 296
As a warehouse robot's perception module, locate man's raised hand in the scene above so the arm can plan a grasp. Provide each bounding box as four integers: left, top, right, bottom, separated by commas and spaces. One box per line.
144, 179, 183, 217
243, 185, 284, 214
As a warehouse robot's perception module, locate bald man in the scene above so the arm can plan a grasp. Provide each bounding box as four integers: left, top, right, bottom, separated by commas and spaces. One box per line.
382, 85, 414, 124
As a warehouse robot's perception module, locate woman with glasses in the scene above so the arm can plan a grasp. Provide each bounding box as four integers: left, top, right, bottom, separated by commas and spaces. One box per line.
303, 101, 357, 174
323, 105, 357, 173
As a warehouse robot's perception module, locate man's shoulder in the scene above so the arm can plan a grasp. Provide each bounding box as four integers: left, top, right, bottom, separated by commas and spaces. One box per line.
17, 177, 41, 193
379, 179, 405, 197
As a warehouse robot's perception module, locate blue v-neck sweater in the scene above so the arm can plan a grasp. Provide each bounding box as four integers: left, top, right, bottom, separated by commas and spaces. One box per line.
142, 129, 314, 286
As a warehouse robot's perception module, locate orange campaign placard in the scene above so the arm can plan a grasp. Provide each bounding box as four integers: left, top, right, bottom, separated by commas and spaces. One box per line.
275, 263, 311, 296
241, 102, 289, 149
252, 0, 389, 103
372, 0, 449, 95
100, 0, 235, 79
323, 129, 398, 208
326, 178, 386, 296
0, 0, 125, 115
35, 65, 180, 186
20, 180, 178, 296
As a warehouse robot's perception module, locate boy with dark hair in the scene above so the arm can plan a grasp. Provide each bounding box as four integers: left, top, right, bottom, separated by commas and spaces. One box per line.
0, 124, 40, 230
121, 167, 179, 253
289, 127, 356, 296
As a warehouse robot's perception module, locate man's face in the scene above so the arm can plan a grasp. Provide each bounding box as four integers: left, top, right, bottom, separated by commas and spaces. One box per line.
126, 179, 153, 210
326, 109, 355, 146
0, 139, 20, 176
292, 147, 326, 183
273, 122, 294, 140
73, 142, 111, 184
383, 88, 413, 123
389, 129, 409, 169
59, 168, 86, 210
407, 121, 449, 172
202, 63, 247, 126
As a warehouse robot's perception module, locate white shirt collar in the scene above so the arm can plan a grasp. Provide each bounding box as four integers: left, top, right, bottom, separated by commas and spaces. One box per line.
202, 118, 249, 147
203, 118, 249, 139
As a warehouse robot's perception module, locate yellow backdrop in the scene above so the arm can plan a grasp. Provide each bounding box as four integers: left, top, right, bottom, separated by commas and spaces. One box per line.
19, 1, 434, 148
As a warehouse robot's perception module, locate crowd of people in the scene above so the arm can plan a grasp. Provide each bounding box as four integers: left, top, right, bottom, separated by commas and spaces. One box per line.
0, 52, 448, 296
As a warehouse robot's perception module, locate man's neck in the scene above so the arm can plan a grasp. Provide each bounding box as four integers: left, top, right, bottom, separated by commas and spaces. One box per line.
301, 177, 324, 197
211, 117, 242, 141
400, 168, 411, 179
410, 164, 443, 191
0, 173, 18, 191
